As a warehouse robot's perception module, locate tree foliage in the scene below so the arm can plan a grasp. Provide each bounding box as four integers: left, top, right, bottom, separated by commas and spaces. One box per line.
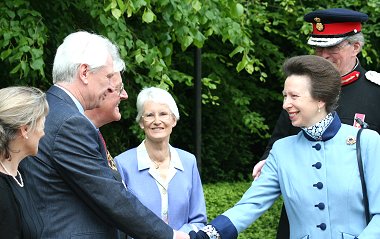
1, 0, 379, 182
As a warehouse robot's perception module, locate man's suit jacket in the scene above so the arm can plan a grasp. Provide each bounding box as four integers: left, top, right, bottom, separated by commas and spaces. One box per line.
20, 86, 173, 239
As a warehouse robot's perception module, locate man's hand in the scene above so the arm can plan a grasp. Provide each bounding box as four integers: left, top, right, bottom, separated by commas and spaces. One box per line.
175, 230, 190, 239
252, 159, 266, 180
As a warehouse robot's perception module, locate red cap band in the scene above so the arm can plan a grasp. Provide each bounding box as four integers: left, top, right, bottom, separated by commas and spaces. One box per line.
312, 22, 362, 36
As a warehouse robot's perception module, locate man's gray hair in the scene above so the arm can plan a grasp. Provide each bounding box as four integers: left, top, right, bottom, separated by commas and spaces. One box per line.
52, 31, 125, 84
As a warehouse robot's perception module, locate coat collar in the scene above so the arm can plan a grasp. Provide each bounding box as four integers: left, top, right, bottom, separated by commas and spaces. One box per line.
341, 58, 361, 86
48, 85, 84, 114
302, 112, 342, 141
136, 141, 184, 171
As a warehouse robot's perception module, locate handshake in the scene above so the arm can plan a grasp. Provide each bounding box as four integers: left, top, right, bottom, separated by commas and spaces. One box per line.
189, 230, 210, 239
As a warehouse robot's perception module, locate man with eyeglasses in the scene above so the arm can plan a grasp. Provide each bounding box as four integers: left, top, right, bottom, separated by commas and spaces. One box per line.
251, 8, 380, 239
20, 31, 190, 239
85, 72, 127, 172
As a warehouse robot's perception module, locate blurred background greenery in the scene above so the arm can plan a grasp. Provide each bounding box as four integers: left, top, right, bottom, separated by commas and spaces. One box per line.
1, 0, 379, 182
204, 181, 283, 238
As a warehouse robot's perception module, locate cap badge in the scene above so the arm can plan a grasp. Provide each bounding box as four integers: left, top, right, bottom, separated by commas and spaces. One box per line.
314, 17, 324, 31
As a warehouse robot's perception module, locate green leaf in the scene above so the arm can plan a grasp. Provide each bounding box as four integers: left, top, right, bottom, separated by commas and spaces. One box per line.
30, 48, 43, 59
142, 8, 155, 23
231, 3, 244, 18
0, 49, 12, 60
3, 32, 12, 42
174, 6, 184, 21
181, 36, 193, 51
111, 8, 122, 19
192, 0, 202, 12
245, 63, 254, 74
236, 58, 247, 72
19, 45, 30, 52
5, 9, 16, 19
116, 0, 126, 12
162, 46, 172, 57
99, 14, 108, 25
229, 46, 244, 58
104, 0, 116, 11
10, 63, 21, 74
30, 58, 44, 70
135, 53, 144, 64
20, 60, 27, 71
161, 74, 174, 87
110, 0, 117, 8
193, 30, 205, 48
204, 28, 213, 37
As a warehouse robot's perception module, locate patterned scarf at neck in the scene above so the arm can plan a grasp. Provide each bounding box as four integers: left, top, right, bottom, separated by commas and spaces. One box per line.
302, 113, 334, 141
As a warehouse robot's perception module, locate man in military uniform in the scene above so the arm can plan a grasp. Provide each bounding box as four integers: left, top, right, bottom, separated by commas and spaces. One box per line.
251, 8, 380, 239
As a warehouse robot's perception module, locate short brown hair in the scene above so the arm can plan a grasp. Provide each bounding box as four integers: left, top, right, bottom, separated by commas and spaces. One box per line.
283, 55, 341, 113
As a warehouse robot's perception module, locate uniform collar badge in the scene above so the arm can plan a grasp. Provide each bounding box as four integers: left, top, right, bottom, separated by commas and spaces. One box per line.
341, 71, 360, 86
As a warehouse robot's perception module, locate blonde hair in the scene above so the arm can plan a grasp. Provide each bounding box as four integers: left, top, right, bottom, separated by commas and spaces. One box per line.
0, 86, 49, 159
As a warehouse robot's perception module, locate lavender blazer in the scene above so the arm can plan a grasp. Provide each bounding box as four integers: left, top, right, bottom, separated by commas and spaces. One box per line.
115, 144, 207, 233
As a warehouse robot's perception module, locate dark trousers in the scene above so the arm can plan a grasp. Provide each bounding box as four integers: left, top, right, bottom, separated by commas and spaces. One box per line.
276, 204, 290, 239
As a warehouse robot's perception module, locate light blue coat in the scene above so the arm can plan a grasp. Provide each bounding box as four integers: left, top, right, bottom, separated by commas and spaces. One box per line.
212, 115, 380, 239
114, 144, 207, 234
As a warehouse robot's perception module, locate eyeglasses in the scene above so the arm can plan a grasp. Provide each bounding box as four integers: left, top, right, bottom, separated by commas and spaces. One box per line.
314, 42, 351, 55
114, 83, 124, 96
141, 111, 173, 122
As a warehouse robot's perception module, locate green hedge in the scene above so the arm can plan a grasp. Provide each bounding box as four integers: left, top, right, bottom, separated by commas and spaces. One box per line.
203, 181, 282, 238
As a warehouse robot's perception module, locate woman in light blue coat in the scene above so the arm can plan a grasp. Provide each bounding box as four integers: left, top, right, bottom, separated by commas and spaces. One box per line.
115, 87, 207, 237
190, 55, 380, 239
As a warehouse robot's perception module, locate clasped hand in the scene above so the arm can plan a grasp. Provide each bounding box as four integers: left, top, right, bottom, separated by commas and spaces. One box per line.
189, 230, 210, 239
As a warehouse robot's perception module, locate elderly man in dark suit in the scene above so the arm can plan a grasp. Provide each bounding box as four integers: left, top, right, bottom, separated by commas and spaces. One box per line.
21, 31, 189, 239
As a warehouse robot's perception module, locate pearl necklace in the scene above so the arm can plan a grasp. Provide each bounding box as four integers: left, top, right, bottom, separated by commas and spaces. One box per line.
0, 161, 24, 187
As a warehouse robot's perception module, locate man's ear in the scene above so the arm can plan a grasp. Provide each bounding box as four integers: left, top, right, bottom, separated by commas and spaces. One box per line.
78, 64, 90, 84
352, 42, 362, 55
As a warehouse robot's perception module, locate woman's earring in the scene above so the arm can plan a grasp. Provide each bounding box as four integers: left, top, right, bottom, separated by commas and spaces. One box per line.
318, 108, 321, 113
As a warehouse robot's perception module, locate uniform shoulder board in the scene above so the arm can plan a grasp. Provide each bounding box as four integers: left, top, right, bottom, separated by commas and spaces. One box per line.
365, 71, 380, 85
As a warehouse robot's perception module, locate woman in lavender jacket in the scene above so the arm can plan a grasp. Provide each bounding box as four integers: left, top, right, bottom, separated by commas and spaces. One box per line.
115, 87, 207, 237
